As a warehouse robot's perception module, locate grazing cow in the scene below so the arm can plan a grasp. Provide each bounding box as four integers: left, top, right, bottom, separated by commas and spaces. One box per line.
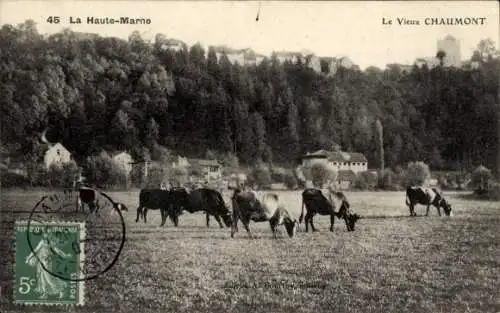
300, 188, 360, 232
405, 186, 452, 217
136, 189, 173, 226
230, 188, 298, 239
77, 187, 128, 214
166, 187, 232, 228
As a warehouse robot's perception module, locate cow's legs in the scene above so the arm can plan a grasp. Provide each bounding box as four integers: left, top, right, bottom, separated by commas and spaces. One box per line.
409, 204, 416, 216
425, 204, 431, 216
135, 206, 143, 222
304, 212, 313, 232
242, 220, 253, 239
143, 208, 149, 223
436, 206, 442, 216
231, 216, 238, 238
231, 211, 239, 238
160, 208, 167, 227
213, 214, 224, 228
206, 213, 210, 228
269, 219, 279, 239
329, 214, 335, 232
307, 213, 318, 232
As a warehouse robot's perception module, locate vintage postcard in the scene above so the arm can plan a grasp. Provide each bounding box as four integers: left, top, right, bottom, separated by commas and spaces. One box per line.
0, 1, 499, 312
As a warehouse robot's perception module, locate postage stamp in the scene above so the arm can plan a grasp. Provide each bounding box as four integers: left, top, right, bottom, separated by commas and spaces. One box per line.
14, 221, 85, 306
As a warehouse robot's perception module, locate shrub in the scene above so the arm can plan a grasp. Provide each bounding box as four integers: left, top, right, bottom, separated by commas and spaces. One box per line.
248, 164, 272, 189
284, 171, 298, 190
83, 152, 128, 189
170, 165, 188, 187
47, 161, 81, 188
486, 182, 500, 200
150, 144, 172, 164
310, 162, 337, 188
354, 171, 378, 190
271, 167, 287, 183
0, 168, 30, 188
471, 165, 492, 192
378, 168, 395, 190
220, 153, 240, 176
146, 163, 168, 188
404, 161, 431, 186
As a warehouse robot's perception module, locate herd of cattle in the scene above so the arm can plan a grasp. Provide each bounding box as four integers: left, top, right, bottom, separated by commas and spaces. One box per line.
73, 185, 453, 239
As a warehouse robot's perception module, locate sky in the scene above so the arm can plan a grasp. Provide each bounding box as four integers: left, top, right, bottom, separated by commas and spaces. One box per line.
1, 1, 498, 70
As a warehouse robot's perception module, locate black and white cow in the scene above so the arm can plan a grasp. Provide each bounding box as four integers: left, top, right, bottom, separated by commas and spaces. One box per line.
77, 186, 128, 214
230, 188, 298, 239
405, 186, 453, 217
300, 188, 360, 232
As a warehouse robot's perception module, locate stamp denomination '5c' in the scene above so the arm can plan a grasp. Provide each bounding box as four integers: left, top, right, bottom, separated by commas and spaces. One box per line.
14, 221, 85, 306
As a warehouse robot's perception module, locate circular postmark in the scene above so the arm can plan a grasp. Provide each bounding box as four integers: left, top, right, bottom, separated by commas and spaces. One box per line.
26, 188, 126, 282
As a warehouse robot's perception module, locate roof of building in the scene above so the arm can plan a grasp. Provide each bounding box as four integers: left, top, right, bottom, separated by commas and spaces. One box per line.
108, 151, 132, 158
187, 158, 221, 167
303, 149, 367, 163
46, 143, 70, 153
303, 150, 330, 158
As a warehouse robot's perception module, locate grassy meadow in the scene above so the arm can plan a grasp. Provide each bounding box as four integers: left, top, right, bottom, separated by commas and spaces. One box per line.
1, 189, 499, 313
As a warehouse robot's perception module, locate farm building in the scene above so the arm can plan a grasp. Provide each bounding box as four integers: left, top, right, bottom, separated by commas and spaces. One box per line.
301, 149, 368, 174
186, 158, 223, 182
43, 143, 72, 169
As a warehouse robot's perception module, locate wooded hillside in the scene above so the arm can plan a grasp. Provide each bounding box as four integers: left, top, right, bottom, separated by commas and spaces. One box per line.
1, 20, 499, 174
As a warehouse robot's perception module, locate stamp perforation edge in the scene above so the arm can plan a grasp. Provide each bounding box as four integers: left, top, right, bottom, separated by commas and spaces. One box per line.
13, 220, 86, 306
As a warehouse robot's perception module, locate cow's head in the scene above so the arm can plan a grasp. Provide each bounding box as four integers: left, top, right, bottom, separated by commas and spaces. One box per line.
284, 218, 299, 238
116, 202, 129, 212
439, 198, 453, 216
346, 213, 361, 231
222, 212, 233, 227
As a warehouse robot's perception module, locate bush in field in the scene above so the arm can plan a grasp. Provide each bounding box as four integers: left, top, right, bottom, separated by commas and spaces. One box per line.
378, 168, 396, 190
170, 165, 188, 187
471, 165, 492, 192
150, 144, 172, 164
486, 182, 500, 200
83, 152, 128, 188
47, 161, 81, 188
355, 171, 378, 190
248, 163, 272, 189
284, 171, 298, 190
404, 161, 431, 186
0, 167, 30, 188
146, 163, 168, 188
219, 153, 240, 176
295, 166, 308, 188
310, 162, 337, 188
271, 167, 287, 183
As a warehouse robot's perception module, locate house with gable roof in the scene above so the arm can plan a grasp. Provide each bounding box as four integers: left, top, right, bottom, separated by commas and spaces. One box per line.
301, 149, 368, 189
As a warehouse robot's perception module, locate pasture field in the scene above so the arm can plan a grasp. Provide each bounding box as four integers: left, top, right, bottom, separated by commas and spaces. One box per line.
1, 189, 499, 313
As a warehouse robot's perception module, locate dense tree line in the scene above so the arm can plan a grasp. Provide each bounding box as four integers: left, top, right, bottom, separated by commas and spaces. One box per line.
1, 20, 499, 175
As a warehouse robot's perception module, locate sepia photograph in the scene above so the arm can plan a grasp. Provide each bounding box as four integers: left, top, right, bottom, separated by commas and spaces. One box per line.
0, 1, 499, 312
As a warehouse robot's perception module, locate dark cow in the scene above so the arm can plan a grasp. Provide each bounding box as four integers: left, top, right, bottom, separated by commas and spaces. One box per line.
300, 188, 360, 232
166, 187, 232, 228
77, 186, 128, 214
405, 186, 452, 217
136, 189, 173, 226
230, 188, 298, 239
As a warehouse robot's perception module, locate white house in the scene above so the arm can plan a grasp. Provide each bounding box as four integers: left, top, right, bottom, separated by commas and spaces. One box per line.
44, 143, 72, 169
301, 150, 368, 174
